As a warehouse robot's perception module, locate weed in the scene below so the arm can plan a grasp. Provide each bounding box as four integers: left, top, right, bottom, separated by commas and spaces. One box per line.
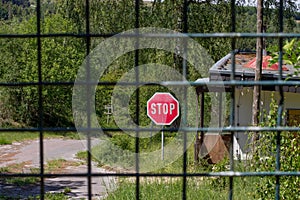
63, 187, 71, 194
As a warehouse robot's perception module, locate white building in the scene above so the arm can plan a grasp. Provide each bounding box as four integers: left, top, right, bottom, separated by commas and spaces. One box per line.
195, 52, 300, 163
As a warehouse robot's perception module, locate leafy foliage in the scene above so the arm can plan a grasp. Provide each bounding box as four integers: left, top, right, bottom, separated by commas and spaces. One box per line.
258, 35, 300, 199
0, 0, 298, 127
269, 39, 300, 71
0, 14, 85, 126
251, 96, 300, 200
0, 0, 32, 20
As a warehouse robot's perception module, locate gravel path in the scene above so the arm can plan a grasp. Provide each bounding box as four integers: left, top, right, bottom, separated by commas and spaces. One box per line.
0, 139, 116, 199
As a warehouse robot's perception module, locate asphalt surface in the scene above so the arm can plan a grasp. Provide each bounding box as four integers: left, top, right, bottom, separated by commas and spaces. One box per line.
0, 138, 116, 199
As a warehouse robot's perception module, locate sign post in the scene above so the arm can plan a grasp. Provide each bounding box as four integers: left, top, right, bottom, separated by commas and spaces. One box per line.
161, 128, 164, 160
147, 92, 180, 160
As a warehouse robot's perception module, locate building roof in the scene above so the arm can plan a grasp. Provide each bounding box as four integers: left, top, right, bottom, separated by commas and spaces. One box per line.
202, 52, 300, 93
209, 52, 299, 80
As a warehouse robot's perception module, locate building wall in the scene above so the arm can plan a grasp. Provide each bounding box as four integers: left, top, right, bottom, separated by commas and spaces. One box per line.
234, 88, 300, 160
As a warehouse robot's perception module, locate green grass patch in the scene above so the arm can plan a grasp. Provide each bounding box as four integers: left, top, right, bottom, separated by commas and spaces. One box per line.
0, 159, 83, 199
75, 132, 183, 170
5, 176, 39, 186
76, 150, 88, 161
0, 131, 80, 145
28, 192, 70, 200
45, 159, 83, 173
0, 162, 39, 187
87, 133, 259, 199
0, 137, 11, 145
0, 132, 38, 145
0, 159, 82, 186
0, 171, 40, 187
105, 176, 258, 200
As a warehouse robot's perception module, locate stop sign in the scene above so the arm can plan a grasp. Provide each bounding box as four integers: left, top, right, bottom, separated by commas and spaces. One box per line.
147, 92, 180, 125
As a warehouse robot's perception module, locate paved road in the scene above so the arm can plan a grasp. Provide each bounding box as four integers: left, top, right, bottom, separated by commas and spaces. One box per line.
0, 139, 100, 167
0, 139, 116, 199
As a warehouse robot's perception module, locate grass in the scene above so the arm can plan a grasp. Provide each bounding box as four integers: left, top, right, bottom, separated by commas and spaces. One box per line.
45, 158, 83, 173
0, 130, 259, 199
78, 133, 259, 199
0, 191, 70, 200
0, 159, 84, 199
0, 130, 82, 199
105, 176, 258, 200
0, 159, 81, 184
0, 131, 80, 145
75, 131, 190, 171
75, 150, 88, 161
63, 186, 71, 194
5, 176, 39, 186
100, 152, 259, 199
0, 162, 40, 186
29, 192, 70, 200
0, 131, 82, 198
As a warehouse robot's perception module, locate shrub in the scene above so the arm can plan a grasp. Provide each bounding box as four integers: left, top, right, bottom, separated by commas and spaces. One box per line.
251, 96, 300, 199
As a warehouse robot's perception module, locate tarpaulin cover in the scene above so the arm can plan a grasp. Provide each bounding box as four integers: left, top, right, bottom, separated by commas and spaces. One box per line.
243, 55, 288, 71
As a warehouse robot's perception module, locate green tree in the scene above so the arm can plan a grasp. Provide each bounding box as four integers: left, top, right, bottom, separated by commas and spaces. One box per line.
0, 14, 85, 126
1, 0, 298, 129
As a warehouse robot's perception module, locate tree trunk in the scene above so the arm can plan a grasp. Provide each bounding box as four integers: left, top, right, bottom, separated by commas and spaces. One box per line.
252, 0, 263, 142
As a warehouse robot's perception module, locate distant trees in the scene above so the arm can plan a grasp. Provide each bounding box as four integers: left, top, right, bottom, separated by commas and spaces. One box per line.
0, 14, 85, 126
0, 0, 298, 127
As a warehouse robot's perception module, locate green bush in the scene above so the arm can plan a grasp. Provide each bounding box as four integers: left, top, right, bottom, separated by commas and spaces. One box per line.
251, 96, 300, 200
210, 157, 229, 190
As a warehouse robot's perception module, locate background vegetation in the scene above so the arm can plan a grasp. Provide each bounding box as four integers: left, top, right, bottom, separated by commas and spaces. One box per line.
0, 0, 298, 128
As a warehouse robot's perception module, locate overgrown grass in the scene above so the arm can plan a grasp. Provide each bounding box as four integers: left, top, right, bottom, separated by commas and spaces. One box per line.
0, 131, 80, 145
105, 176, 258, 200
78, 132, 258, 199
98, 149, 258, 199
76, 131, 190, 171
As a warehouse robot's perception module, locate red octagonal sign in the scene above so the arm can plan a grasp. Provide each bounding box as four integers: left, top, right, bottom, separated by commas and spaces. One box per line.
147, 92, 180, 125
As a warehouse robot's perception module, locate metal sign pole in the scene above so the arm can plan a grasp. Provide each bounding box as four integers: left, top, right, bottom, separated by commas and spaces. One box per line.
161, 126, 164, 160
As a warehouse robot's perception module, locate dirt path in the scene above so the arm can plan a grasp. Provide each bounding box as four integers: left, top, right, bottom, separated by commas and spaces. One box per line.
0, 139, 116, 199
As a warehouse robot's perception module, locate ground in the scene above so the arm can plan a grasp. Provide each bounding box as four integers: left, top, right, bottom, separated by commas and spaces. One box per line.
0, 138, 116, 199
